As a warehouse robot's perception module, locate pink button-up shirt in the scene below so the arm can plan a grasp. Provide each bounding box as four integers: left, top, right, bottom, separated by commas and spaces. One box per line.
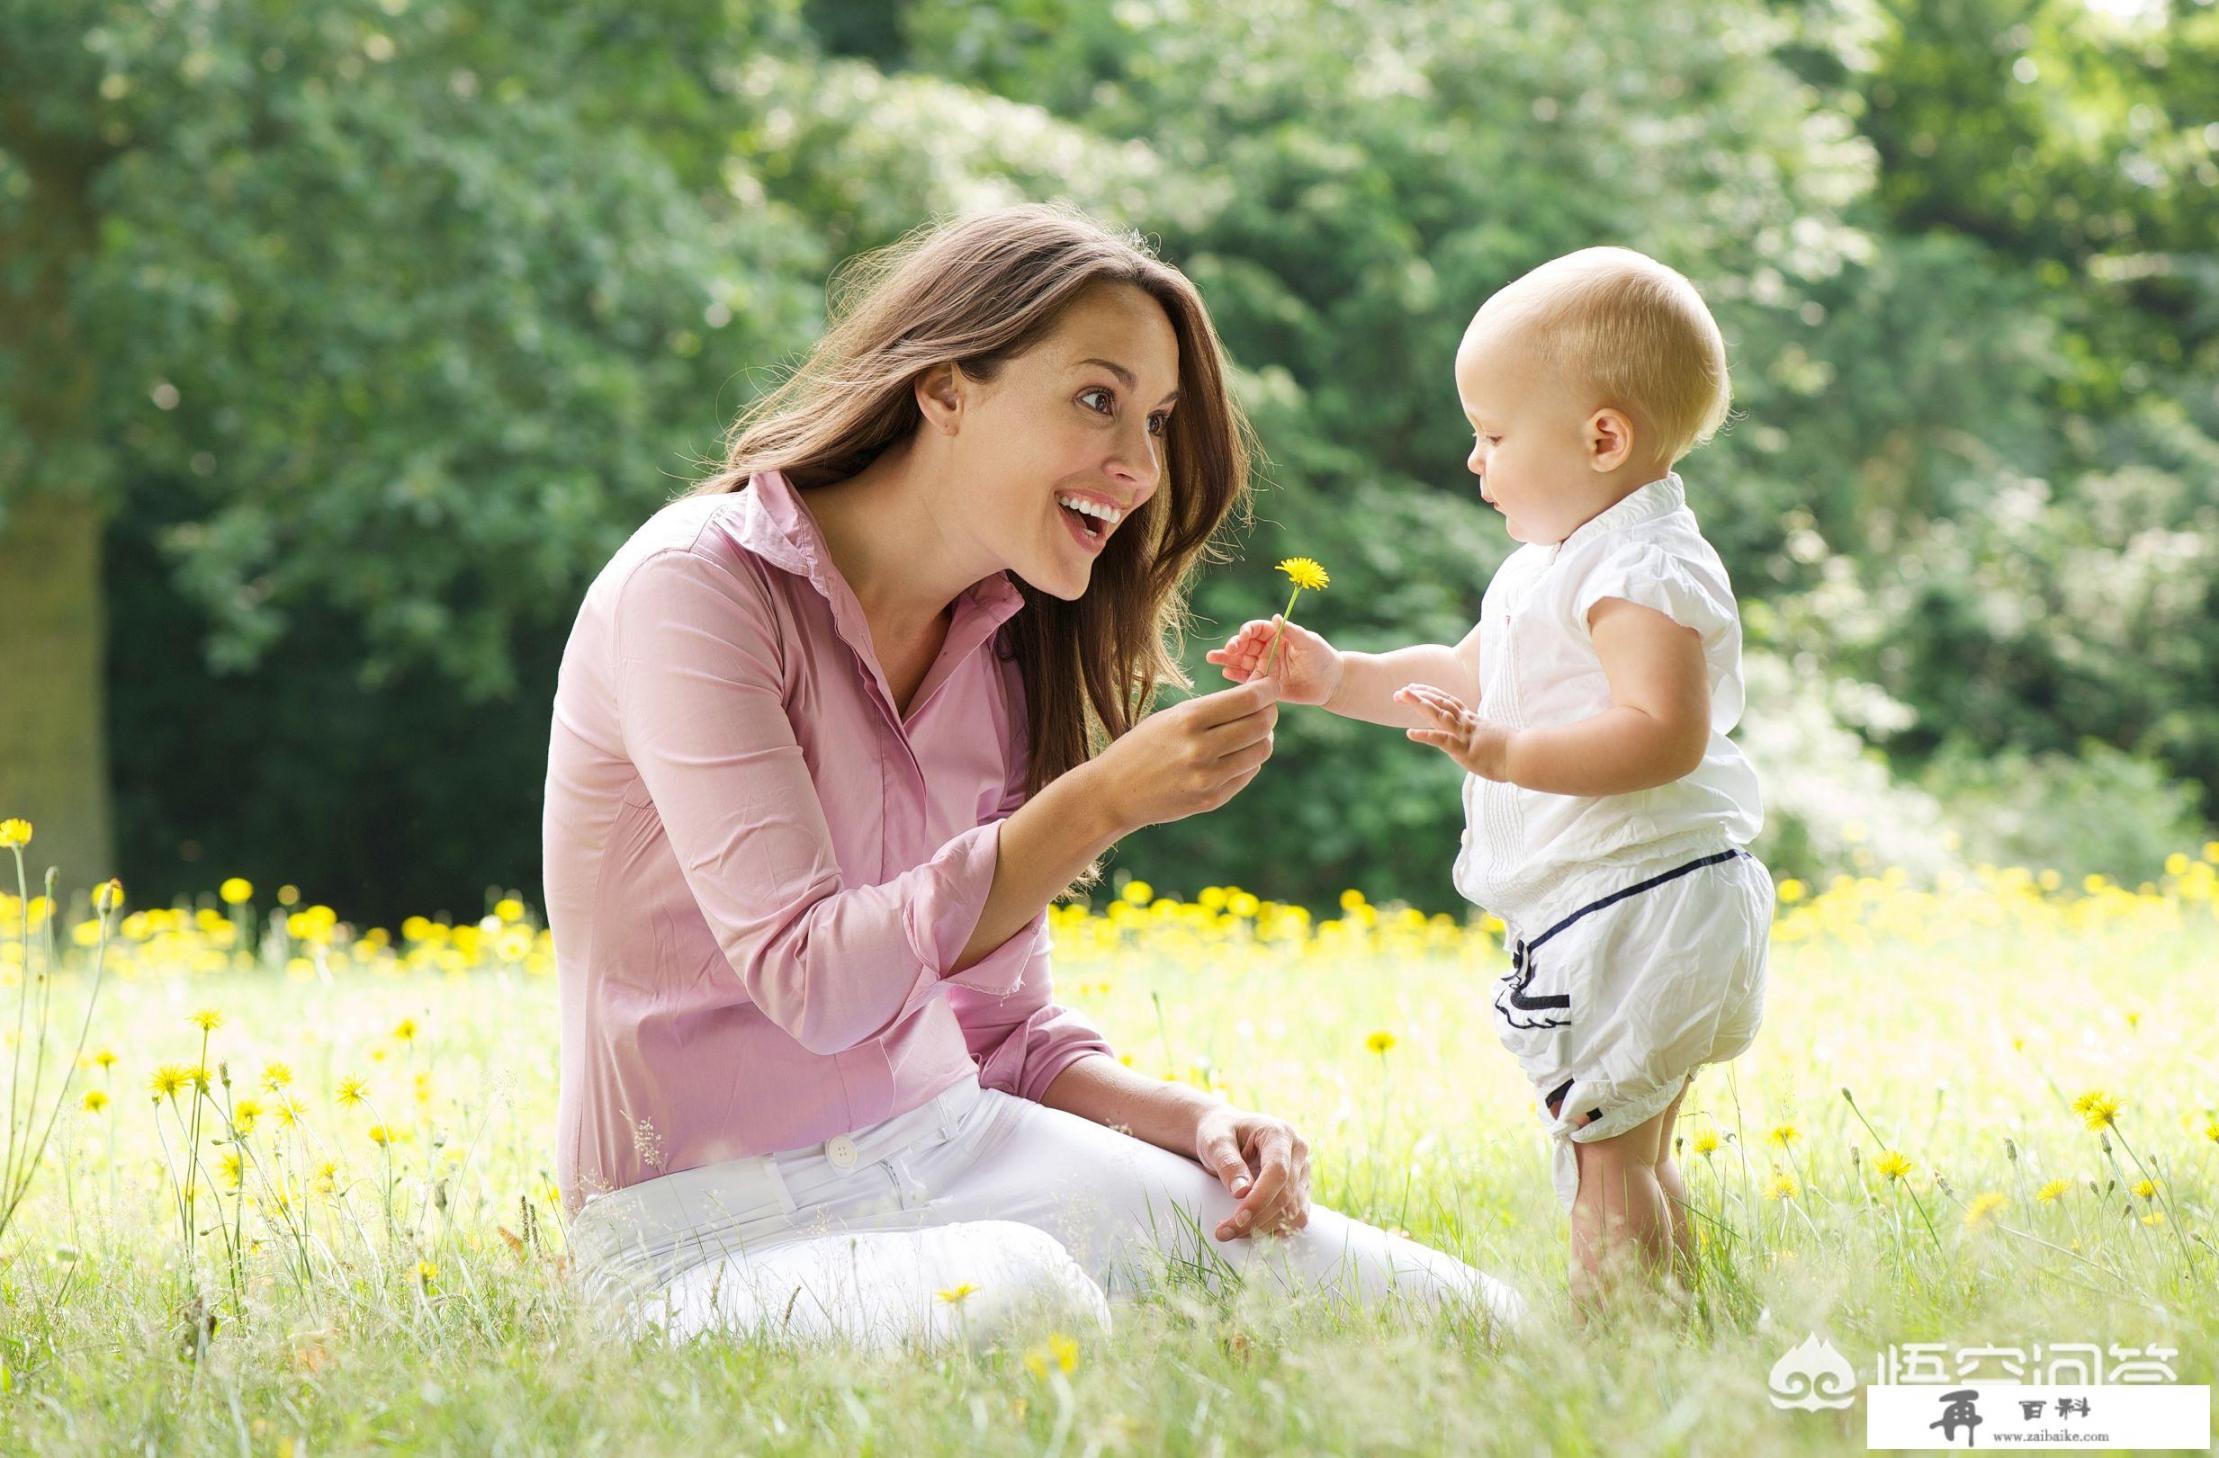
545, 469, 1112, 1217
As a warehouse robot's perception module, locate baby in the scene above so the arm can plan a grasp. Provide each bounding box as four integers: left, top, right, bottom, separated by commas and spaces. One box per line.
1208, 246, 1770, 1310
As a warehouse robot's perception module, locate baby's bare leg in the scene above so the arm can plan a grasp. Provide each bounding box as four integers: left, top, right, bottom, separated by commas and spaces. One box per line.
1654, 1083, 1696, 1281
1563, 1100, 1675, 1316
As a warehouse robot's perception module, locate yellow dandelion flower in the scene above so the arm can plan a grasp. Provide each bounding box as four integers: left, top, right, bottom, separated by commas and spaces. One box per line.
0, 819, 32, 848
2141, 1211, 2166, 1227
936, 1282, 977, 1306
311, 1161, 339, 1196
2070, 1090, 2120, 1130
1776, 877, 1806, 904
93, 1049, 117, 1069
232, 1097, 263, 1134
1874, 1150, 1913, 1181
1049, 1332, 1079, 1373
149, 1065, 188, 1100
1276, 557, 1329, 593
82, 1088, 109, 1114
1120, 881, 1153, 907
367, 1124, 395, 1147
190, 1008, 224, 1033
335, 1075, 369, 1108
1764, 1172, 1798, 1202
1690, 1129, 1720, 1157
1767, 1122, 1801, 1147
218, 877, 253, 905
1365, 1030, 1397, 1056
220, 1151, 245, 1189
2133, 1178, 2157, 1200
1023, 1349, 1047, 1381
391, 1017, 418, 1042
1963, 1191, 2007, 1230
2035, 1178, 2070, 1203
275, 1097, 307, 1129
262, 1061, 293, 1091
2205, 1118, 2219, 1144
417, 1260, 437, 1286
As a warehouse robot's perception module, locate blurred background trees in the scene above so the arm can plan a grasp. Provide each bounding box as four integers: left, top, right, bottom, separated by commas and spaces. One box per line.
3, 0, 2212, 923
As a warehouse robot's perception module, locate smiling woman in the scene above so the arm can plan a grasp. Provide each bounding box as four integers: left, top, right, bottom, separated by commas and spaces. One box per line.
542, 203, 1526, 1352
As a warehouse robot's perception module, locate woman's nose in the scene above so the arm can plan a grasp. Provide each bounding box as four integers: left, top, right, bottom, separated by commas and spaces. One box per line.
1109, 420, 1161, 492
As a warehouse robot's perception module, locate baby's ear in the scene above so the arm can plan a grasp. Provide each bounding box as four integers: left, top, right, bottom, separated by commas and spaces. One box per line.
1584, 407, 1636, 472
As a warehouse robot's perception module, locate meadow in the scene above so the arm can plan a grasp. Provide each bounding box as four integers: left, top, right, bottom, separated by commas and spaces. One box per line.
1, 822, 2214, 1455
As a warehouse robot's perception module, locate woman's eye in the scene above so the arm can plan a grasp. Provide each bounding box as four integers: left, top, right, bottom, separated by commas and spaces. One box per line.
1080, 388, 1114, 414
1147, 412, 1169, 437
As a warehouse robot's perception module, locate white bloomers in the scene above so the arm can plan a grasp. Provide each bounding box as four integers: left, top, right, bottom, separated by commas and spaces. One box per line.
1489, 841, 1773, 1210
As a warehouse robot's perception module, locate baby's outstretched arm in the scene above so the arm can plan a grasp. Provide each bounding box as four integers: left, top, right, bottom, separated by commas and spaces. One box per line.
1208, 618, 1481, 730
1400, 598, 1708, 794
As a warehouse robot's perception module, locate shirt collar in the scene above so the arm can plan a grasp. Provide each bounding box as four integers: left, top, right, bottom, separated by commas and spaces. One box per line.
1548, 471, 1685, 563
727, 468, 1030, 719
731, 467, 1026, 626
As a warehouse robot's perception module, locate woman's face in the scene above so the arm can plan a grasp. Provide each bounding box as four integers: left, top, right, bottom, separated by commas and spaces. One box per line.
951, 283, 1181, 601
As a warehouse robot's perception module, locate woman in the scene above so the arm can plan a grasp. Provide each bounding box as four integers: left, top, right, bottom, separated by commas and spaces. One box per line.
544, 202, 1526, 1349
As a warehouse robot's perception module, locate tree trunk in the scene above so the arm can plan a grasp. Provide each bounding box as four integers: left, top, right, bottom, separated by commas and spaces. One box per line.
0, 492, 115, 905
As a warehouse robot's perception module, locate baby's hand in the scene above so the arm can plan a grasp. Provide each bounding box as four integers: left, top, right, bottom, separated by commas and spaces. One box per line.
1205, 615, 1343, 707
1396, 684, 1515, 781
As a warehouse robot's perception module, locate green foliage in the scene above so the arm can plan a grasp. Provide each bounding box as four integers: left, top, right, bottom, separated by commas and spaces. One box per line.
2, 0, 2213, 916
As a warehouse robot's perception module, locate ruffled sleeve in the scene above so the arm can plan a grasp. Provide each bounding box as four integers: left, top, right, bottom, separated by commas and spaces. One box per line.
1570, 541, 1738, 654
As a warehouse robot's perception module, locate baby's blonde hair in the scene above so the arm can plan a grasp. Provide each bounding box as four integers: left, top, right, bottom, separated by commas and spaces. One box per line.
1470, 246, 1731, 463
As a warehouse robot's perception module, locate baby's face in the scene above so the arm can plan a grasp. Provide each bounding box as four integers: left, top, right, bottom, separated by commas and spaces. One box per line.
1453, 325, 1618, 545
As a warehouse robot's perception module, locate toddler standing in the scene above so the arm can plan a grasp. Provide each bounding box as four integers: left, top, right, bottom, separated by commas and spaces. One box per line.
1209, 247, 1771, 1309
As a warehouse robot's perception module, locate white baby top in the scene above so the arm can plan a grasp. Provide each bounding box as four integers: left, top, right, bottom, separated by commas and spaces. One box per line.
1451, 471, 1763, 919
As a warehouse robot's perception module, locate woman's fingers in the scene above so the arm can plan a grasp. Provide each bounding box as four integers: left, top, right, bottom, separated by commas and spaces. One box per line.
1217, 1124, 1294, 1240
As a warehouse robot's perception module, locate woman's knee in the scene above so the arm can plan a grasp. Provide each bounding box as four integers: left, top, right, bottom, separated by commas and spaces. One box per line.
920, 1220, 1112, 1343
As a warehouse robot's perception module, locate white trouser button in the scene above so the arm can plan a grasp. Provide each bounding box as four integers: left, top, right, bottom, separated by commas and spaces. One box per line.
825, 1134, 859, 1170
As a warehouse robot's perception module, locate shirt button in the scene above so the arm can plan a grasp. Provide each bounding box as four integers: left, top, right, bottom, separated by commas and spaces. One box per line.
825, 1134, 859, 1170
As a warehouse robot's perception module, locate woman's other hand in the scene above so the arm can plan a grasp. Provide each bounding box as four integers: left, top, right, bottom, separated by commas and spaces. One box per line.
1193, 1103, 1312, 1240
1089, 676, 1278, 832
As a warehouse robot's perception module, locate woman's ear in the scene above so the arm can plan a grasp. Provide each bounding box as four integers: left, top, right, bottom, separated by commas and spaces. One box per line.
1585, 407, 1635, 472
914, 362, 967, 436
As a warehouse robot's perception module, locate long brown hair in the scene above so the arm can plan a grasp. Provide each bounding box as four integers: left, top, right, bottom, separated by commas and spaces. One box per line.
684, 202, 1258, 852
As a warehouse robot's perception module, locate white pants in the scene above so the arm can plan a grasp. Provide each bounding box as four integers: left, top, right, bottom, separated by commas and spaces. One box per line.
564, 1077, 1527, 1351
1491, 843, 1772, 1212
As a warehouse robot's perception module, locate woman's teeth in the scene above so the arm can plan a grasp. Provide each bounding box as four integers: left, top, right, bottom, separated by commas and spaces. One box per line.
1057, 493, 1122, 540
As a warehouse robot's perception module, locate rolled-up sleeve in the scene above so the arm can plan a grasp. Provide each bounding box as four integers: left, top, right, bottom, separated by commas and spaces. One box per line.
941, 673, 1113, 1101
613, 547, 1028, 1056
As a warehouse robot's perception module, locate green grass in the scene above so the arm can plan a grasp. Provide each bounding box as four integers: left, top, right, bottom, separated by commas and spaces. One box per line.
0, 882, 2213, 1455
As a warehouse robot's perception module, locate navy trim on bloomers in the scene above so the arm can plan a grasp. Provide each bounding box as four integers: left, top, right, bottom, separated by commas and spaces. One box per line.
1493, 847, 1752, 1033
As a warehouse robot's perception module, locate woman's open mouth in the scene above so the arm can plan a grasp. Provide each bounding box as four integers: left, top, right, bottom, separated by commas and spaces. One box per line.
1055, 493, 1122, 554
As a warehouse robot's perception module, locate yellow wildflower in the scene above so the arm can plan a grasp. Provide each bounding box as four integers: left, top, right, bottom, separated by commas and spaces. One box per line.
2070, 1090, 2120, 1130
82, 1088, 108, 1114
1276, 557, 1329, 593
149, 1065, 188, 1100
1963, 1191, 2007, 1230
391, 1017, 418, 1042
2133, 1178, 2156, 1200
93, 1049, 117, 1069
1690, 1129, 1720, 1158
1874, 1150, 1913, 1181
1767, 1122, 1800, 1148
219, 877, 253, 905
2035, 1179, 2070, 1204
0, 819, 32, 848
220, 1151, 245, 1190
335, 1075, 369, 1108
262, 1061, 293, 1091
936, 1282, 977, 1306
232, 1097, 263, 1134
1764, 1172, 1798, 1202
1365, 1030, 1397, 1056
190, 1007, 224, 1033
